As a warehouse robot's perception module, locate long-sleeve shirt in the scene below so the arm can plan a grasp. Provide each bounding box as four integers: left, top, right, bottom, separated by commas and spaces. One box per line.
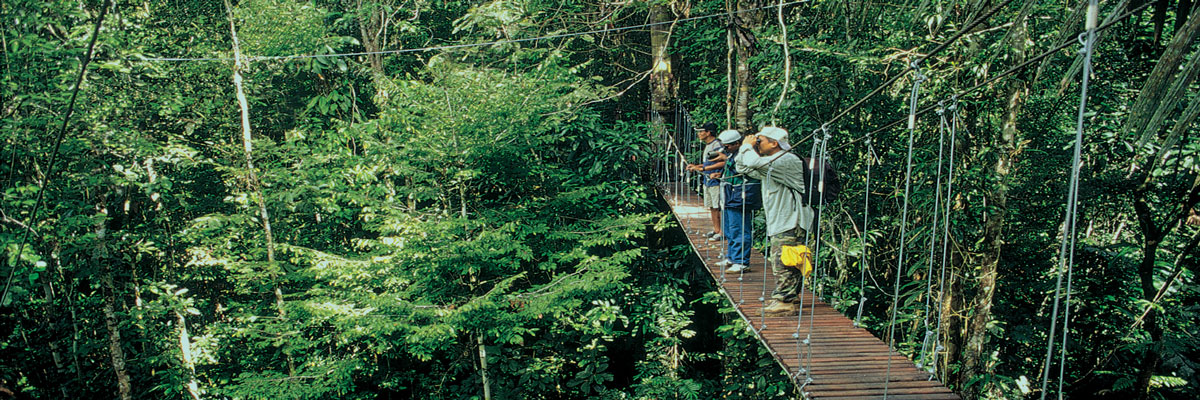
735, 146, 814, 236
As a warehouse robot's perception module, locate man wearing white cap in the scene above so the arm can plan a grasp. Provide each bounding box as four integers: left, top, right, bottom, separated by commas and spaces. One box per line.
735, 127, 814, 315
713, 129, 761, 273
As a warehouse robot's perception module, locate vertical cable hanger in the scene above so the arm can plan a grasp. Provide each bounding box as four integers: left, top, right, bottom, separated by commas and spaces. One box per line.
800, 125, 831, 395
884, 60, 927, 398
1041, 1, 1098, 398
918, 101, 950, 373
930, 97, 960, 380
854, 131, 878, 328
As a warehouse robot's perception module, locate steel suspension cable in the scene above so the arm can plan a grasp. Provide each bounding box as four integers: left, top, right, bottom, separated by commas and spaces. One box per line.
918, 101, 950, 372
1041, 1, 1098, 398
821, 0, 1018, 128
738, 176, 748, 305
2, 1, 111, 301
793, 132, 821, 384
853, 134, 877, 328
135, 0, 813, 63
884, 62, 927, 398
931, 98, 961, 379
802, 126, 831, 392
831, 0, 1154, 152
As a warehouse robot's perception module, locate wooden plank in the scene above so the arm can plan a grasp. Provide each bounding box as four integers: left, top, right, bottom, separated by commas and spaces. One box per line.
661, 184, 960, 400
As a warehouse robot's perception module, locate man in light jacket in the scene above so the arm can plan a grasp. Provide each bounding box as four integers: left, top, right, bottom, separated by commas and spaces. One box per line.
735, 127, 814, 315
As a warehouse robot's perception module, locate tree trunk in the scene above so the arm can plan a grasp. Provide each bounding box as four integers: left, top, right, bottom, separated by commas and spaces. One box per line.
1054, 0, 1129, 98
732, 0, 763, 132
225, 0, 292, 375
176, 310, 202, 400
94, 202, 132, 400
958, 3, 1033, 394
356, 0, 388, 75
1176, 0, 1195, 33
1130, 175, 1200, 399
1129, 12, 1200, 147
650, 3, 675, 114
1151, 0, 1169, 43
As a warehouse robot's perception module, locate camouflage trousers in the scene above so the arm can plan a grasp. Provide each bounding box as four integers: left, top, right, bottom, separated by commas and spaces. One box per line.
769, 228, 806, 302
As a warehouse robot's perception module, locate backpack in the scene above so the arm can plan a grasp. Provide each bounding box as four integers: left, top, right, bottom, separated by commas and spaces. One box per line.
802, 157, 841, 207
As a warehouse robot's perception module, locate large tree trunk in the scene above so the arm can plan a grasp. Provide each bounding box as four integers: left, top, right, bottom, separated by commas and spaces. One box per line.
1129, 12, 1200, 146
1176, 0, 1195, 33
732, 0, 762, 132
175, 310, 202, 400
650, 3, 675, 115
225, 0, 292, 374
95, 202, 132, 400
958, 2, 1034, 395
356, 0, 393, 75
1130, 177, 1200, 399
1124, 16, 1200, 398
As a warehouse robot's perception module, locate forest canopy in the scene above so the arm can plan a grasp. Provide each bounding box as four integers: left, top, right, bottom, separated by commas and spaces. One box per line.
1, 0, 1198, 399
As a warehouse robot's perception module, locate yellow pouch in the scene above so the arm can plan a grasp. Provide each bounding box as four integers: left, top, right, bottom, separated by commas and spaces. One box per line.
781, 244, 813, 278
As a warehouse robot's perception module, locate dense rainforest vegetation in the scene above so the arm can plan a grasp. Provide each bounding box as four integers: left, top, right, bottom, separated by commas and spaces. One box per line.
1, 0, 1198, 399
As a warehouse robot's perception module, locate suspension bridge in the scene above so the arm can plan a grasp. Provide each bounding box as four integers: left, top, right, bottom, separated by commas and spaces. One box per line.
643, 0, 1116, 397
660, 182, 960, 400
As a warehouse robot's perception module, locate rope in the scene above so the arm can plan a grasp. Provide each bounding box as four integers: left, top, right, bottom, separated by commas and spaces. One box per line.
884, 61, 926, 398
930, 98, 960, 379
1041, 2, 1098, 398
132, 1, 812, 63
2, 0, 111, 302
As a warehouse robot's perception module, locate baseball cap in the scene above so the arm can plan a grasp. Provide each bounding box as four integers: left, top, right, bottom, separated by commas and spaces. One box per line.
758, 127, 791, 151
718, 129, 741, 145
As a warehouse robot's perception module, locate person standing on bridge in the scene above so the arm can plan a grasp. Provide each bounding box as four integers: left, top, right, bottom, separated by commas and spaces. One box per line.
686, 122, 725, 241
735, 127, 813, 315
713, 129, 761, 274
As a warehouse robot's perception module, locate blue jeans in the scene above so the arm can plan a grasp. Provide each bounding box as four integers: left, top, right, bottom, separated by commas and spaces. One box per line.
723, 207, 754, 264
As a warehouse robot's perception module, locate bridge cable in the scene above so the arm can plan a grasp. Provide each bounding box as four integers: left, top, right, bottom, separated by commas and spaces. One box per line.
738, 159, 748, 305
853, 132, 878, 328
930, 98, 960, 380
829, 0, 1153, 153
792, 130, 822, 383
1041, 1, 1098, 398
716, 0, 1021, 183
821, 0, 1018, 128
802, 126, 832, 392
133, 0, 812, 63
1, 1, 111, 302
884, 60, 927, 398
917, 100, 950, 374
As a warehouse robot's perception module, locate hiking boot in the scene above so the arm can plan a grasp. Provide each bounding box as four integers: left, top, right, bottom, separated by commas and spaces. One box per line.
715, 259, 734, 267
762, 300, 799, 316
707, 233, 722, 241
724, 263, 749, 274
771, 292, 798, 302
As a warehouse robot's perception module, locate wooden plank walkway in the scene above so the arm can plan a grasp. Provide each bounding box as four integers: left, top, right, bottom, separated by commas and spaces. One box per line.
660, 184, 959, 400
